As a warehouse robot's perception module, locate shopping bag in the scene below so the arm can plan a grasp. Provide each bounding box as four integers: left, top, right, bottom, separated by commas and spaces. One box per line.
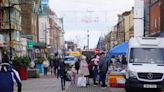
77, 76, 86, 87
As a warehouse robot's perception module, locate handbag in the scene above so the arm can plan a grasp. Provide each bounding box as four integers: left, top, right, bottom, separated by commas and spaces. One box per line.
43, 60, 49, 67
64, 73, 71, 81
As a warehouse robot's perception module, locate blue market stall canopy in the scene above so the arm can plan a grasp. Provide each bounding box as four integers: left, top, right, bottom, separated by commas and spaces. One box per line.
109, 41, 128, 56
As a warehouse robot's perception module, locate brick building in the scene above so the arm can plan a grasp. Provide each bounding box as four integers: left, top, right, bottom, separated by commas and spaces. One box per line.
21, 0, 39, 42
149, 0, 160, 36
149, 0, 164, 37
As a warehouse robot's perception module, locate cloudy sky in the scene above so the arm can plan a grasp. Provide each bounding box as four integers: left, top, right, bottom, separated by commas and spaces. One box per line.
49, 0, 134, 48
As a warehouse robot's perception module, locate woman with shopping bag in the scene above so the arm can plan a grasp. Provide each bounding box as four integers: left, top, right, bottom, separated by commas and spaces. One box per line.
43, 57, 50, 75
77, 55, 89, 87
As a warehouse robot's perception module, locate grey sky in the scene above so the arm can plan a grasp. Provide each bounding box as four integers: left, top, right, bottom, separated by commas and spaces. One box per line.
49, 0, 134, 48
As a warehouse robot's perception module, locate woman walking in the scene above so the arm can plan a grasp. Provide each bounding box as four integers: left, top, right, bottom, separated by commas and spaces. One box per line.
92, 55, 99, 86
43, 57, 49, 76
79, 55, 90, 86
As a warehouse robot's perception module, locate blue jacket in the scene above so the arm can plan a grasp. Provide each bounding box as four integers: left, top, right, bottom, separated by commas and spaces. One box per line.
0, 63, 22, 92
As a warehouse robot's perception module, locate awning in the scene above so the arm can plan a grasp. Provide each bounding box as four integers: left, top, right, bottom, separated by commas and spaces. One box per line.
108, 41, 128, 56
33, 42, 46, 48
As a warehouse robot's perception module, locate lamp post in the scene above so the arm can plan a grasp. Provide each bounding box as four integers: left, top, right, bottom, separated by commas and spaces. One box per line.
8, 0, 32, 61
87, 30, 89, 49
8, 0, 21, 61
8, 0, 12, 61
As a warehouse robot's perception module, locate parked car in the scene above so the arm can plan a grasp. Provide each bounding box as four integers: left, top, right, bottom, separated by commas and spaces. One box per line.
64, 56, 77, 66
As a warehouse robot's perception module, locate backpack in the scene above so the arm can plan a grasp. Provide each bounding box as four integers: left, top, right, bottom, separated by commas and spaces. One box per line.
0, 65, 14, 92
99, 57, 108, 72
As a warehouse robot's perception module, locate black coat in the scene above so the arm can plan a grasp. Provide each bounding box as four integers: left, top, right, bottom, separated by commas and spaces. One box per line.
59, 61, 66, 77
53, 58, 59, 68
75, 61, 80, 70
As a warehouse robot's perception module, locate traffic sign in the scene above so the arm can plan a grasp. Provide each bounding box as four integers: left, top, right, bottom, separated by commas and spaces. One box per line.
8, 41, 13, 48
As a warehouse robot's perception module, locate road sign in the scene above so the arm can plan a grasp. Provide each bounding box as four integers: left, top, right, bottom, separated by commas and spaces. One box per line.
8, 41, 13, 48
27, 41, 35, 49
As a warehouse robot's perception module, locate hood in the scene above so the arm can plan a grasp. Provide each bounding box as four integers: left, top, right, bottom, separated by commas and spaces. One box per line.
128, 63, 164, 73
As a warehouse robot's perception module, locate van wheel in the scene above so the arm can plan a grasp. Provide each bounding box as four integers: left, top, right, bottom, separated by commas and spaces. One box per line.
157, 88, 162, 92
125, 82, 133, 92
125, 87, 133, 92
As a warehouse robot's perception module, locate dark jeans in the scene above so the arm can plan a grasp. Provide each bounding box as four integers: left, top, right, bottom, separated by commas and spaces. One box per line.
93, 68, 98, 84
99, 71, 106, 87
54, 67, 58, 77
44, 67, 48, 75
60, 76, 66, 90
76, 69, 79, 74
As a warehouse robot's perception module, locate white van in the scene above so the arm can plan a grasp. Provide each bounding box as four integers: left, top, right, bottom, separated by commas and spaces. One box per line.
125, 37, 164, 92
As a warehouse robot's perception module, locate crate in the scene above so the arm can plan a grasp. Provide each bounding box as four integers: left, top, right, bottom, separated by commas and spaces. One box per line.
28, 68, 40, 78
108, 72, 125, 88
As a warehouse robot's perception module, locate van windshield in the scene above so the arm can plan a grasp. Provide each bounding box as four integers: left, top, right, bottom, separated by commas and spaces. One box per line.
129, 48, 164, 64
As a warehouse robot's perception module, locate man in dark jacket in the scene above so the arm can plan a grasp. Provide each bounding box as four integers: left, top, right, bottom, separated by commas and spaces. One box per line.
0, 54, 22, 92
75, 57, 80, 74
99, 52, 108, 88
53, 55, 59, 78
59, 57, 66, 90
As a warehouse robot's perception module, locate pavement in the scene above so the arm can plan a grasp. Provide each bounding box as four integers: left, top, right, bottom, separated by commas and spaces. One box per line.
14, 73, 159, 92
67, 77, 125, 92
14, 73, 126, 92
67, 83, 125, 92
14, 74, 70, 92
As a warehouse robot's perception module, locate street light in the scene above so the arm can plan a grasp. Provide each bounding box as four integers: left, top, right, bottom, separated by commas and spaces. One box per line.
8, 0, 23, 61
8, 0, 12, 61
8, 0, 33, 61
87, 30, 89, 49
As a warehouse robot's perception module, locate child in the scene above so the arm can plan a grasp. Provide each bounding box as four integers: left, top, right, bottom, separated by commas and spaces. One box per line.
71, 66, 77, 84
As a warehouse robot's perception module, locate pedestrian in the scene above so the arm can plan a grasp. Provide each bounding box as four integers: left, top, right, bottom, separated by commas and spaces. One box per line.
59, 57, 66, 90
53, 54, 59, 78
49, 55, 54, 75
75, 57, 80, 74
79, 55, 90, 86
43, 56, 49, 75
121, 55, 127, 69
92, 55, 99, 86
88, 56, 95, 84
71, 65, 77, 84
115, 56, 122, 71
0, 54, 22, 92
110, 56, 116, 70
99, 52, 108, 89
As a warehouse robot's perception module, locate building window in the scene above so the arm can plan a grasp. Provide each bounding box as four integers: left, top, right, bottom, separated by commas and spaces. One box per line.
150, 0, 159, 5
155, 18, 157, 29
158, 17, 160, 30
151, 21, 154, 31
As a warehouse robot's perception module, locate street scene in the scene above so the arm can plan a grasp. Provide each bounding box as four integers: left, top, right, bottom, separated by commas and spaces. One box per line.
0, 0, 164, 92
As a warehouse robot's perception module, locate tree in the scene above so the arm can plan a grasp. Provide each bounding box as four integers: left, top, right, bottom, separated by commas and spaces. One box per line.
69, 34, 85, 48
